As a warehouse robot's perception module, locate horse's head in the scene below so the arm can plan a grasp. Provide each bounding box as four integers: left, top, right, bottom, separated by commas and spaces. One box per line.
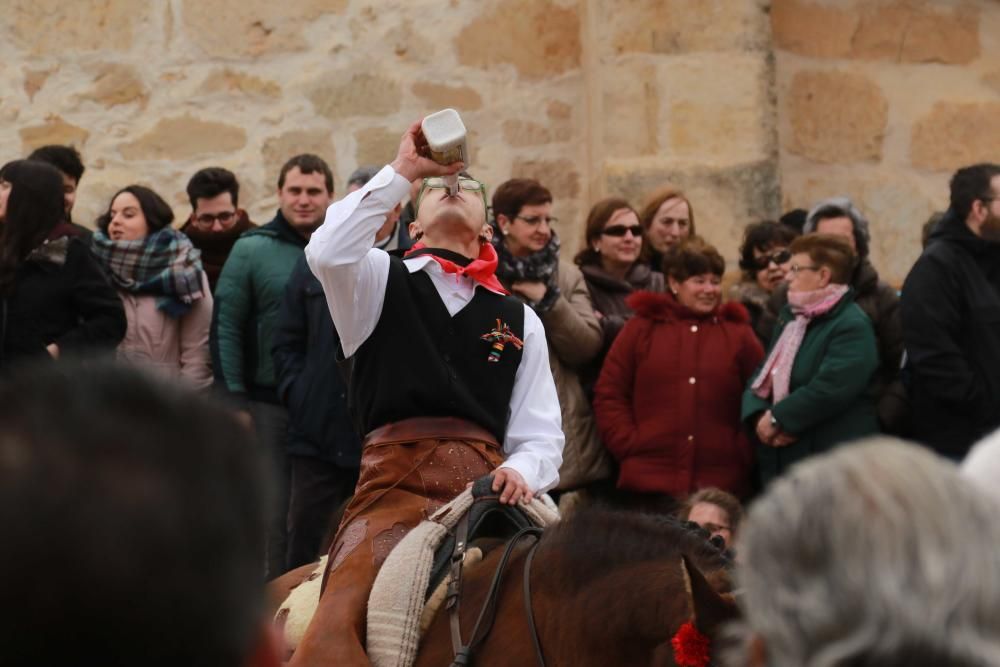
655, 554, 740, 667
682, 554, 740, 635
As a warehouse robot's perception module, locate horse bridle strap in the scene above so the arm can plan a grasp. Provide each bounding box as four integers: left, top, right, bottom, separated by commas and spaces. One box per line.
522, 532, 546, 667
446, 522, 545, 667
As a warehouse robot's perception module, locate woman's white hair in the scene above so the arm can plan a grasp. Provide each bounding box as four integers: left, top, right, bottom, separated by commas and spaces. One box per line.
962, 427, 1000, 507
731, 437, 1000, 666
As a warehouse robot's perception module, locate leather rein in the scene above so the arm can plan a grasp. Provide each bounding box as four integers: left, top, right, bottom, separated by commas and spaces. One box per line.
445, 513, 546, 667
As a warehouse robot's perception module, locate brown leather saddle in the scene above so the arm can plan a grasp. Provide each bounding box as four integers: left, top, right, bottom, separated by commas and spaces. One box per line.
428, 475, 547, 667
425, 475, 537, 602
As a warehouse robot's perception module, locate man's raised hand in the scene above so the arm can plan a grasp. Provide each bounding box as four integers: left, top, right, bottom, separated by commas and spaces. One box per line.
389, 119, 464, 183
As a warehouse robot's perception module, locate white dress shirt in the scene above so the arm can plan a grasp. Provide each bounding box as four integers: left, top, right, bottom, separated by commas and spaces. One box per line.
305, 165, 564, 493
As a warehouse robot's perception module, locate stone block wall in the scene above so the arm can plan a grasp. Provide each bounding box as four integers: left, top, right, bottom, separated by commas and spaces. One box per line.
587, 0, 781, 266
773, 0, 1000, 286
1, 0, 997, 281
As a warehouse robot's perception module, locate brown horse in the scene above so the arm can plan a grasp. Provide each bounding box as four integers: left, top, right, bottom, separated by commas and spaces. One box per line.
413, 508, 737, 666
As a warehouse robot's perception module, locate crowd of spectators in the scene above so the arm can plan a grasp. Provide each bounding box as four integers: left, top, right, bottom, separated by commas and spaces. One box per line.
3, 143, 1000, 559
2, 133, 999, 664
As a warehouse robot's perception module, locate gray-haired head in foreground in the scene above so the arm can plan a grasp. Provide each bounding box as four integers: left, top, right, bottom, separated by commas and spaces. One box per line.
347, 165, 381, 191
804, 196, 871, 259
962, 427, 1000, 507
727, 438, 1000, 667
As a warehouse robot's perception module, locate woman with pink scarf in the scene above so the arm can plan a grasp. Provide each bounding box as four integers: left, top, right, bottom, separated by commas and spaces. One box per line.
742, 234, 879, 486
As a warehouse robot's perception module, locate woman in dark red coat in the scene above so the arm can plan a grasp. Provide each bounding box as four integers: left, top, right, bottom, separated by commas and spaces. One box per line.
594, 237, 764, 506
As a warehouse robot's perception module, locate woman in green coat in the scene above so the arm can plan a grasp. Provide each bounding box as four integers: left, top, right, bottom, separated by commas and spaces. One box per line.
742, 233, 879, 485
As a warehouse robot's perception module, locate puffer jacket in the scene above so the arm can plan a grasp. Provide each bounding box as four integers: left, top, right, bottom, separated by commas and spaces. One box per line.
211, 211, 307, 406
117, 271, 213, 389
595, 293, 763, 499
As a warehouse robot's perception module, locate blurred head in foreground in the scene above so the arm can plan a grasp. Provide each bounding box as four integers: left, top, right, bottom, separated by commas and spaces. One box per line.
0, 361, 278, 667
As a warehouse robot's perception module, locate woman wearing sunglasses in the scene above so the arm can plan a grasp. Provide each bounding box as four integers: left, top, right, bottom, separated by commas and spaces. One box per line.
594, 237, 763, 508
574, 198, 665, 360
742, 234, 879, 486
731, 221, 799, 344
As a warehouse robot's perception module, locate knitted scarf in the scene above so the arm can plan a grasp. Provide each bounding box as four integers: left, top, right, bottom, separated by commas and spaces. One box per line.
492, 232, 561, 312
91, 227, 205, 318
751, 284, 849, 403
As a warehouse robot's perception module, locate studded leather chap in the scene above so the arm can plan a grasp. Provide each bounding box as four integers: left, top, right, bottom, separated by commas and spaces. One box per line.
287, 417, 504, 667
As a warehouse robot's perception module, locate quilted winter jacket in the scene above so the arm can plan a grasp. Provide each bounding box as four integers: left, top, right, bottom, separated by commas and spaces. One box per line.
594, 293, 764, 499
211, 212, 307, 405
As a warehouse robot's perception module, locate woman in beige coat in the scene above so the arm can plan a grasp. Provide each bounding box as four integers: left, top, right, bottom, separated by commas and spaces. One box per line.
91, 185, 213, 389
491, 179, 613, 503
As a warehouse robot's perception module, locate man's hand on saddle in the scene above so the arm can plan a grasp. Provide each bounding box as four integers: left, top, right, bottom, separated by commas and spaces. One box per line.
491, 467, 534, 505
389, 119, 464, 183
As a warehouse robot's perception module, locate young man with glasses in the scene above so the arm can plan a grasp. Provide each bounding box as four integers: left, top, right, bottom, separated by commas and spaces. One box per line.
291, 122, 564, 666
180, 167, 257, 292
902, 162, 1000, 458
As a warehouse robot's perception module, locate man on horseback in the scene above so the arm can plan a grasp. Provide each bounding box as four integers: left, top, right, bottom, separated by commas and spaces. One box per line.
290, 120, 564, 665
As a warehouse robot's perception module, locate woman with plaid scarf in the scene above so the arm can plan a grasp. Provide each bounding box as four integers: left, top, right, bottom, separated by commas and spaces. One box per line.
91, 185, 213, 388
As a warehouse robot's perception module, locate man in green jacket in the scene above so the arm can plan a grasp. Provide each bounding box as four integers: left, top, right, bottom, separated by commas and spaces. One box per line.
212, 153, 334, 579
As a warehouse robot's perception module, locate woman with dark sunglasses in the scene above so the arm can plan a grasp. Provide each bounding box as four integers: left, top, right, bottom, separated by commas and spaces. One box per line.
574, 198, 665, 361
730, 221, 799, 344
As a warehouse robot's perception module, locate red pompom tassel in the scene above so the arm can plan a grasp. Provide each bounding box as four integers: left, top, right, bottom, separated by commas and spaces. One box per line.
671, 621, 711, 667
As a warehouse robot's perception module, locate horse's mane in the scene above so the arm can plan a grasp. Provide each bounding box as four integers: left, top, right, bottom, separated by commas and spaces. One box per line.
535, 508, 731, 593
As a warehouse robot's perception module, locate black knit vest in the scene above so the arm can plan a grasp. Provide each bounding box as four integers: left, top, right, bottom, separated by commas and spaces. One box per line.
346, 256, 524, 443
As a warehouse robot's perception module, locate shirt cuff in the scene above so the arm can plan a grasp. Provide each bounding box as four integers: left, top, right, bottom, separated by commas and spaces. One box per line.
497, 455, 558, 495
366, 165, 412, 209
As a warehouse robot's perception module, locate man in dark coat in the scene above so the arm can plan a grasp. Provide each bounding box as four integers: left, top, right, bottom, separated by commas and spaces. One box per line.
901, 163, 1000, 459
27, 144, 93, 240
272, 255, 361, 571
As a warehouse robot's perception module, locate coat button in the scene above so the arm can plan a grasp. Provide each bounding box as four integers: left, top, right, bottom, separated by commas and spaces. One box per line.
690, 325, 698, 333
689, 377, 696, 384
688, 435, 694, 442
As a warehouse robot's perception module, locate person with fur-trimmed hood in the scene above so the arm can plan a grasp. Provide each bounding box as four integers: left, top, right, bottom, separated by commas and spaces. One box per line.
594, 237, 764, 508
766, 196, 905, 434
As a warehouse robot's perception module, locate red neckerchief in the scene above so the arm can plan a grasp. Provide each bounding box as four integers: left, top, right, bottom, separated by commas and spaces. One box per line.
404, 242, 510, 295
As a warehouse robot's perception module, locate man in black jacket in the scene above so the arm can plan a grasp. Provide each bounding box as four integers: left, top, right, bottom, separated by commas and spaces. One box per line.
273, 256, 361, 570
901, 163, 1000, 458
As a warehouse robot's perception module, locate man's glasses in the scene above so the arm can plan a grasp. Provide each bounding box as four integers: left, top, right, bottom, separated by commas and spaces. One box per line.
515, 214, 559, 226
752, 249, 792, 270
192, 211, 237, 228
601, 224, 643, 238
788, 264, 821, 275
415, 177, 487, 212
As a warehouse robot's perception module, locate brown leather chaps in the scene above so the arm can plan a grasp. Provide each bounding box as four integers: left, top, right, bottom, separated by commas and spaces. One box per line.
287, 417, 503, 666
